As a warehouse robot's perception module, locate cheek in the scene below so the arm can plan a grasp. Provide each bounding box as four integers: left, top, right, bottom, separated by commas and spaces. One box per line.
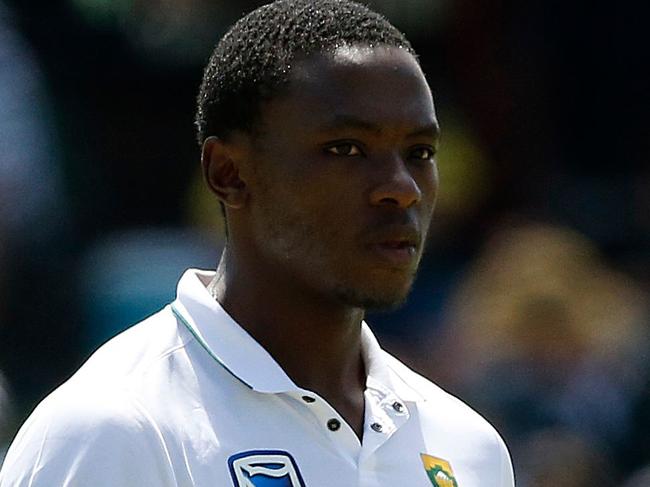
432, 163, 440, 198
250, 154, 363, 261
252, 182, 340, 261
416, 165, 439, 213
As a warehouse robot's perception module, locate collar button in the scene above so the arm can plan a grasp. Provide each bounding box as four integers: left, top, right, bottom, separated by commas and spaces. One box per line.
327, 418, 341, 431
392, 401, 404, 413
371, 422, 383, 433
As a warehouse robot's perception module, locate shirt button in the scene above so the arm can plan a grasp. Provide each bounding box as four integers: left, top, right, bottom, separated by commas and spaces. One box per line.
392, 401, 404, 413
302, 396, 316, 403
327, 419, 341, 431
371, 422, 383, 432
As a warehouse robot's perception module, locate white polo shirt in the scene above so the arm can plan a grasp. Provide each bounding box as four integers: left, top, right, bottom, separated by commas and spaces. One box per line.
0, 269, 514, 486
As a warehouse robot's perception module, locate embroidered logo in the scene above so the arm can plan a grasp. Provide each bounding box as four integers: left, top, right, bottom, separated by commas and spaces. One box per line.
228, 450, 306, 487
421, 453, 458, 487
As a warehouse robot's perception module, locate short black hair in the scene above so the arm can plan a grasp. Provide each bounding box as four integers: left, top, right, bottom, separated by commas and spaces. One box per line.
195, 0, 415, 145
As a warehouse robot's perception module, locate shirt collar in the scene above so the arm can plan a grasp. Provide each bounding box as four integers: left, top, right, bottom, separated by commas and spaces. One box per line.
360, 319, 425, 404
172, 269, 424, 403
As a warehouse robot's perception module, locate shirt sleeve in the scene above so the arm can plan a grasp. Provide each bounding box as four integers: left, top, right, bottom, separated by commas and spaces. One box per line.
0, 389, 177, 487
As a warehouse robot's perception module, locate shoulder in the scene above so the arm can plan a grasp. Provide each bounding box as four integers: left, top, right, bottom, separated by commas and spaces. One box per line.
0, 307, 189, 486
0, 383, 175, 486
383, 351, 514, 485
384, 350, 492, 428
77, 305, 191, 381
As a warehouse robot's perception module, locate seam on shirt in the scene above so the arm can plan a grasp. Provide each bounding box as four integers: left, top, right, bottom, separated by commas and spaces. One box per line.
125, 328, 196, 381
28, 418, 51, 485
130, 396, 180, 485
110, 311, 198, 393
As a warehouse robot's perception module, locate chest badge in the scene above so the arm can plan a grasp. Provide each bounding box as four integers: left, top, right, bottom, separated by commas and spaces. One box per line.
228, 450, 306, 487
420, 453, 458, 487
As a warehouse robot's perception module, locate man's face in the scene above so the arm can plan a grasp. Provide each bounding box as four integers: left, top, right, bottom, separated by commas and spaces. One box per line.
244, 45, 439, 310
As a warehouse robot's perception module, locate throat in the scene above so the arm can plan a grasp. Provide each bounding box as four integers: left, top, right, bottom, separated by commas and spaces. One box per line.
285, 348, 367, 442
209, 251, 369, 438
321, 387, 367, 441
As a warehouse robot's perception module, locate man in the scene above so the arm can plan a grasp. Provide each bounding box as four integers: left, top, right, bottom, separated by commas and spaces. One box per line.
0, 1, 514, 485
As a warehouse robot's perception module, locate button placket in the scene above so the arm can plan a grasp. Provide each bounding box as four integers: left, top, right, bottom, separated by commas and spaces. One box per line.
288, 390, 361, 460
359, 384, 412, 463
362, 389, 394, 453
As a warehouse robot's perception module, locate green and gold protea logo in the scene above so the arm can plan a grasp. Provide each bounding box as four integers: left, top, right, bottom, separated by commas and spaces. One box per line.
420, 454, 458, 487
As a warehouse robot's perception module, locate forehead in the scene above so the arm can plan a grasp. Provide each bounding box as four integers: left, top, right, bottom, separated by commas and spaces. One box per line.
263, 45, 437, 133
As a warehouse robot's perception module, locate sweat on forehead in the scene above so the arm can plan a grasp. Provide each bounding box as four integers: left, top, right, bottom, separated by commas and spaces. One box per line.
195, 0, 416, 144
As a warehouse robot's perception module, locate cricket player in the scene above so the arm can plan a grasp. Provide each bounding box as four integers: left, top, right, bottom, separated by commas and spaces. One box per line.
0, 1, 514, 485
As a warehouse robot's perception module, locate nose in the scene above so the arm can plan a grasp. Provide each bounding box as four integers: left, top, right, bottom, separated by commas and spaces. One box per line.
369, 158, 422, 209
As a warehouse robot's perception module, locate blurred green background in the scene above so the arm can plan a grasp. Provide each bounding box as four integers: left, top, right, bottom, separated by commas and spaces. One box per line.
1, 1, 648, 484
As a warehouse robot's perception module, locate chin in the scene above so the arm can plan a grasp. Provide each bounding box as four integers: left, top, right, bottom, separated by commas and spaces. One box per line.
360, 295, 409, 312
334, 281, 413, 312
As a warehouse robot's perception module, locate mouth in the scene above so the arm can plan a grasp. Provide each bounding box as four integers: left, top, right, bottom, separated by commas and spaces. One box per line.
368, 238, 419, 267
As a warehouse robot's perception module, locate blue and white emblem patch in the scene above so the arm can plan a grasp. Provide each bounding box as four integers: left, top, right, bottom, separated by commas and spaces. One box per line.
228, 450, 306, 487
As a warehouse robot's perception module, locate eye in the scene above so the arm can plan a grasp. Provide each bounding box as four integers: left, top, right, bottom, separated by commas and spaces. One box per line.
410, 146, 436, 161
325, 142, 363, 157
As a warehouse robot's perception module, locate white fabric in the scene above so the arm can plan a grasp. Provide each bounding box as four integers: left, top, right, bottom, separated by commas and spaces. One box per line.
0, 269, 514, 486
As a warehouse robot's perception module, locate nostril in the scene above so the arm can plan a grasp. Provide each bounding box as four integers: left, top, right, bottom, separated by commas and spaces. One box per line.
379, 197, 400, 206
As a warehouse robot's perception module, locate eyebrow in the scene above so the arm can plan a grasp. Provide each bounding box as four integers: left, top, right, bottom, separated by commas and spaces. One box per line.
407, 123, 441, 140
320, 114, 440, 139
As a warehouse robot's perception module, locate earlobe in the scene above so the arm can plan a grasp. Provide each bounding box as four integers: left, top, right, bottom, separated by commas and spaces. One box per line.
201, 136, 248, 209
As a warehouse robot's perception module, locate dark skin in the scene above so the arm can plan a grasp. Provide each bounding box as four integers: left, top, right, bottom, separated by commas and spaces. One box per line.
202, 45, 439, 440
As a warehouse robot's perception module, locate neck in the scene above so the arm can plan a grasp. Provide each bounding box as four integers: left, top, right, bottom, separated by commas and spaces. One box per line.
209, 245, 366, 397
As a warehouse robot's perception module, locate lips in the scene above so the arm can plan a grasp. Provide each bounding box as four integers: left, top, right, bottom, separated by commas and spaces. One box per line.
379, 240, 417, 250
366, 227, 421, 267
371, 242, 417, 267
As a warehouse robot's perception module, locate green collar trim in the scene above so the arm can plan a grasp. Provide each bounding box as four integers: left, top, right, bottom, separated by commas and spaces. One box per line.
170, 303, 253, 390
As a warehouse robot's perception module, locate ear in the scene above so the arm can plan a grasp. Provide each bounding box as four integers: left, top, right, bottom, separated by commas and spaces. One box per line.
201, 136, 248, 209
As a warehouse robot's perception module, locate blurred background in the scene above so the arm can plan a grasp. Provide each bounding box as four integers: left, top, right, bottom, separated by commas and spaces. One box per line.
0, 0, 648, 484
